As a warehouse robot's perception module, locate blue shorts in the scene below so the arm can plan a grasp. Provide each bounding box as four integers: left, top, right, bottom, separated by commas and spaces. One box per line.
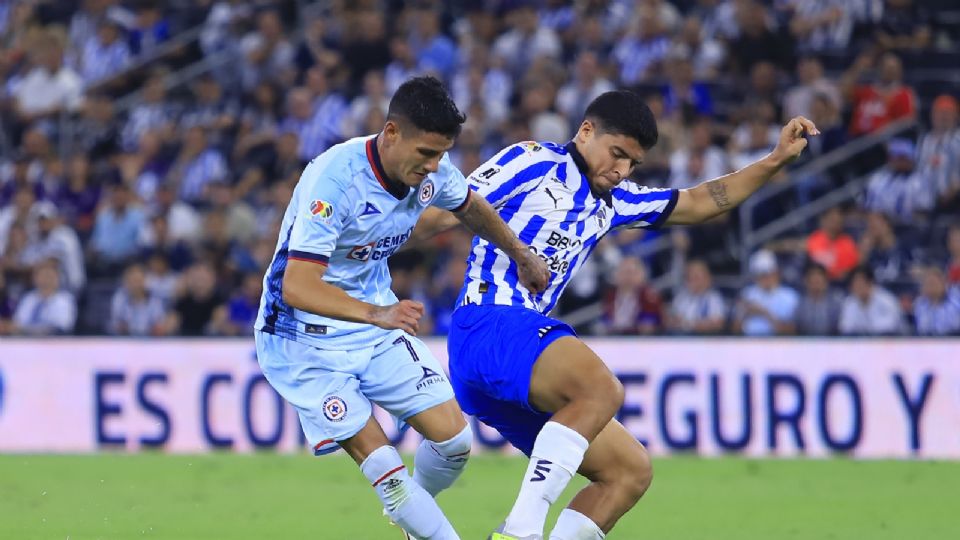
447, 304, 576, 455
255, 329, 453, 455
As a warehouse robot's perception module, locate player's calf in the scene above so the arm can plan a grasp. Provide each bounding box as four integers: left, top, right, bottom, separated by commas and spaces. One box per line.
361, 445, 461, 540
413, 424, 473, 497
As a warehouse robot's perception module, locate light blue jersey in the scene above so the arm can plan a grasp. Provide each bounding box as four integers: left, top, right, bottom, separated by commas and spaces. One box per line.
457, 141, 678, 315
255, 135, 470, 350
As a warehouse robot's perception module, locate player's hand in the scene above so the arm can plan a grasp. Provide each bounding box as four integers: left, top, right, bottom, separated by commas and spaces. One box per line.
517, 248, 550, 294
370, 300, 424, 336
771, 116, 820, 166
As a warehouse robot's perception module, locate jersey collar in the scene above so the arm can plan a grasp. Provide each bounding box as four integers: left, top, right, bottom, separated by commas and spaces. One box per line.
366, 136, 411, 200
565, 141, 612, 208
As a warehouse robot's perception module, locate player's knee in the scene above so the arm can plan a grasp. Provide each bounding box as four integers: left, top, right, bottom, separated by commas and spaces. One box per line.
591, 372, 625, 418
435, 423, 473, 464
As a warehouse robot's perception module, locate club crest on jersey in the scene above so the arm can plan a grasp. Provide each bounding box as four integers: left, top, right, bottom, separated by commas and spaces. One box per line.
310, 199, 334, 220
347, 242, 374, 262
323, 396, 347, 422
418, 178, 435, 205
596, 206, 608, 229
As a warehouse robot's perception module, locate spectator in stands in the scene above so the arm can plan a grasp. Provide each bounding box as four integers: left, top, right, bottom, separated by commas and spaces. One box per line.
108, 263, 169, 336
839, 266, 904, 335
0, 186, 39, 252
72, 90, 121, 161
946, 225, 960, 285
167, 260, 224, 336
843, 52, 917, 137
128, 0, 170, 56
600, 256, 663, 335
661, 51, 713, 121
281, 74, 347, 161
146, 183, 202, 248
239, 9, 295, 92
409, 6, 457, 80
180, 74, 240, 142
340, 9, 391, 89
429, 256, 468, 336
733, 250, 799, 336
89, 182, 146, 272
11, 260, 76, 335
22, 202, 85, 293
863, 138, 934, 222
913, 267, 960, 336
80, 18, 131, 86
917, 95, 960, 210
234, 81, 281, 162
0, 223, 32, 296
556, 50, 615, 132
165, 125, 228, 206
875, 0, 932, 52
210, 272, 261, 336
54, 154, 101, 238
385, 35, 421, 95
787, 0, 858, 53
613, 8, 670, 85
673, 16, 725, 81
0, 271, 13, 335
493, 1, 561, 80
669, 118, 728, 190
859, 212, 917, 288
783, 57, 841, 121
806, 207, 859, 281
805, 91, 848, 158
295, 15, 339, 75
11, 28, 83, 124
795, 263, 843, 335
144, 252, 178, 307
344, 70, 390, 139
729, 0, 794, 76
667, 259, 727, 335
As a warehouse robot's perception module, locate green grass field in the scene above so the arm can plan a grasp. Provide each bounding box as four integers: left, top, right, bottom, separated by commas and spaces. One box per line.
1, 453, 955, 539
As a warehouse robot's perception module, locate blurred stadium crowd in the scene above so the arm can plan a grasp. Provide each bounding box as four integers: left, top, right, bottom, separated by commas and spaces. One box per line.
0, 0, 959, 338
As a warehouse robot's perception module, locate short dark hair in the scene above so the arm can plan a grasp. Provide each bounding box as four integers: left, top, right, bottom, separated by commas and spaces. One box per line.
584, 90, 658, 149
849, 265, 875, 285
387, 76, 465, 138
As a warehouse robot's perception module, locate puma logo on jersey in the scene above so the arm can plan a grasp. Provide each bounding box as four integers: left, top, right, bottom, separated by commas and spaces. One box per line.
544, 187, 560, 208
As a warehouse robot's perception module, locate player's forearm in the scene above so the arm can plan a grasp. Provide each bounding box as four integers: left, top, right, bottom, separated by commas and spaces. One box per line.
455, 194, 529, 260
689, 154, 786, 222
282, 271, 377, 325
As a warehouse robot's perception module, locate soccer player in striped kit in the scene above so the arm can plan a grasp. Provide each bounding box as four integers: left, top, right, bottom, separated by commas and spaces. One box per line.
416, 90, 818, 540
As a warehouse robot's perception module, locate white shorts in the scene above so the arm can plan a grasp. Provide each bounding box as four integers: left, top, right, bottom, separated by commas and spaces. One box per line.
254, 329, 453, 455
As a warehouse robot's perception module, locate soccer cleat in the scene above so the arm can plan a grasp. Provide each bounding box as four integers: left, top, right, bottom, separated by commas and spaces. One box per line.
487, 523, 543, 540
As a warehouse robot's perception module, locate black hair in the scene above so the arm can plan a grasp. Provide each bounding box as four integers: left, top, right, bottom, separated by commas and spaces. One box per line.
584, 90, 658, 150
849, 265, 875, 285
387, 76, 465, 139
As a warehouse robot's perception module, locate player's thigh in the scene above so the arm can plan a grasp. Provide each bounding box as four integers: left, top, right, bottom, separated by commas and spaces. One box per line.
254, 331, 374, 455
578, 419, 653, 490
528, 335, 624, 413
361, 332, 458, 431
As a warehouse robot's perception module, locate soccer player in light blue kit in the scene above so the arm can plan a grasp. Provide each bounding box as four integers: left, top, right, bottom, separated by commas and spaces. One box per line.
417, 91, 818, 540
254, 77, 549, 540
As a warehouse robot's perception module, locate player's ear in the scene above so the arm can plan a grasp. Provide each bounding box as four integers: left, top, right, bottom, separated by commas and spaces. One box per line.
383, 120, 401, 143
577, 119, 594, 143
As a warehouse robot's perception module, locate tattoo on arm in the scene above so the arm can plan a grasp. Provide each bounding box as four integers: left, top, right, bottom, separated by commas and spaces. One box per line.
707, 180, 731, 210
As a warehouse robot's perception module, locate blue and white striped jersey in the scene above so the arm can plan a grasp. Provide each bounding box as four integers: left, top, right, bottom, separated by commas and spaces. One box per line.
255, 135, 470, 350
457, 141, 678, 315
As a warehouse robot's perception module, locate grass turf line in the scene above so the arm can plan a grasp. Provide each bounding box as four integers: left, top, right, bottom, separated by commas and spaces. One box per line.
0, 454, 955, 539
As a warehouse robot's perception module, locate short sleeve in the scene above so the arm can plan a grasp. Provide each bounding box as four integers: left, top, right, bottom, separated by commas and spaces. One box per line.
287, 160, 354, 265
466, 142, 556, 208
430, 153, 471, 211
609, 182, 679, 229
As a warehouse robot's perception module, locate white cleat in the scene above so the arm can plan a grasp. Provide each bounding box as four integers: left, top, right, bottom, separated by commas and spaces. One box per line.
488, 522, 543, 540
383, 508, 414, 539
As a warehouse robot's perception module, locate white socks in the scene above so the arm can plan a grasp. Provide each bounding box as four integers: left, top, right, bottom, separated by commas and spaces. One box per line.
503, 421, 589, 537
549, 508, 605, 540
360, 445, 460, 540
413, 425, 473, 497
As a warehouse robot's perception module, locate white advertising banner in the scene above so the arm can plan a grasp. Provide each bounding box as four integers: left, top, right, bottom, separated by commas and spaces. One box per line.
0, 339, 957, 458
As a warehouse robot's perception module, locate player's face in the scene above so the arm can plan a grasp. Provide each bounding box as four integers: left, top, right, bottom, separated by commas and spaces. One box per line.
382, 121, 455, 187
577, 121, 645, 193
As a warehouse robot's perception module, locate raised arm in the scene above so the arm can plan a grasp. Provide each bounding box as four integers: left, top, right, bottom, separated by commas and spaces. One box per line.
665, 116, 819, 226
